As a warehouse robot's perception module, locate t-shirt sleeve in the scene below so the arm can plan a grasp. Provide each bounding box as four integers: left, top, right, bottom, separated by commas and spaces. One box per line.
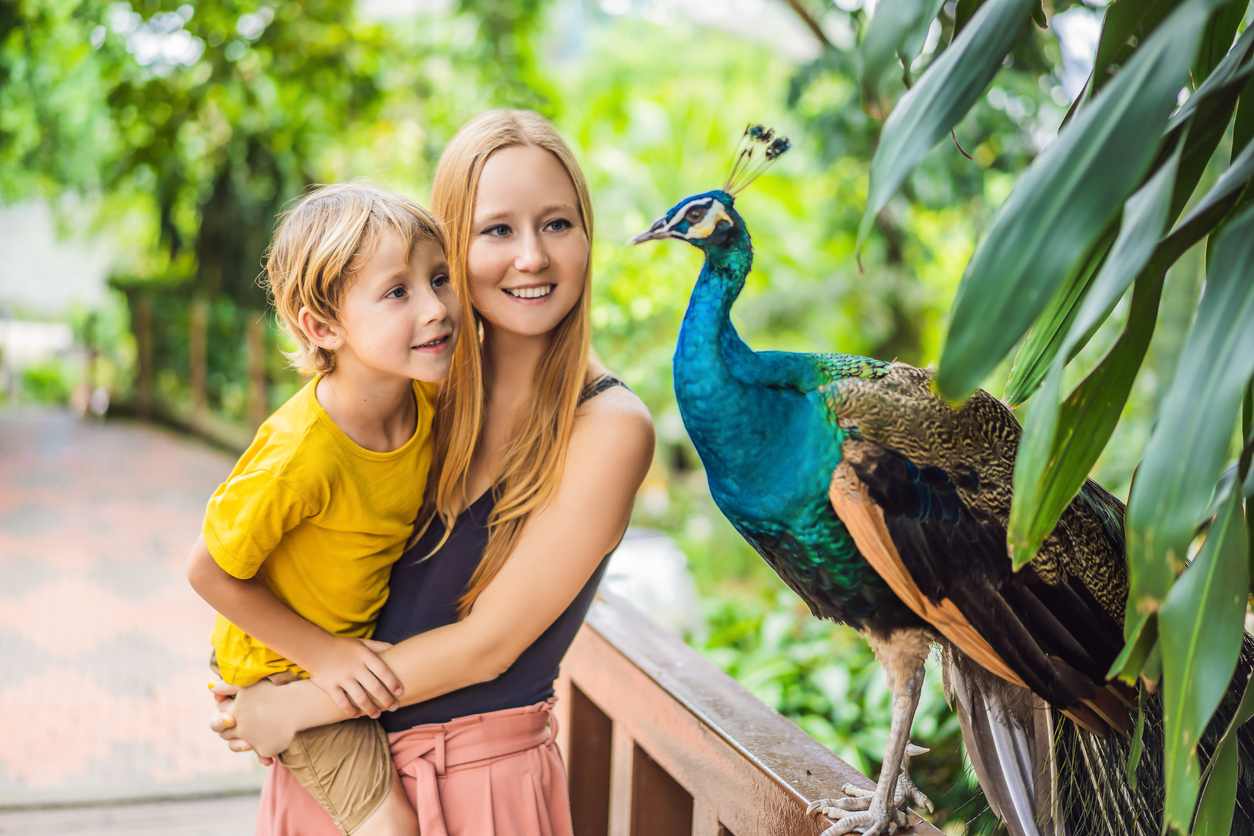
202, 469, 314, 579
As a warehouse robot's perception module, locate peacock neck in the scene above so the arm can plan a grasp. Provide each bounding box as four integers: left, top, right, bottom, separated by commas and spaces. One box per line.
673, 229, 783, 480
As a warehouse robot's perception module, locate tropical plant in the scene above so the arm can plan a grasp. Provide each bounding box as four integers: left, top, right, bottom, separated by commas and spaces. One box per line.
836, 0, 1254, 830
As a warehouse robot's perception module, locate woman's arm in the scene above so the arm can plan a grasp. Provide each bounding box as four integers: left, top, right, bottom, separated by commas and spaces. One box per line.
213, 390, 654, 757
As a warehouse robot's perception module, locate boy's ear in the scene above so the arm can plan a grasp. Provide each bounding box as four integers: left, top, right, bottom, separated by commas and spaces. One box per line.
297, 306, 345, 352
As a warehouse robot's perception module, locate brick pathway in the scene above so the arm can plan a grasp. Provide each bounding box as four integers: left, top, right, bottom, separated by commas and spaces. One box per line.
0, 408, 264, 808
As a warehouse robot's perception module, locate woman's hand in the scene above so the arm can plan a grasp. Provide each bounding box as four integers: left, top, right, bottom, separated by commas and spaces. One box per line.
209, 679, 298, 762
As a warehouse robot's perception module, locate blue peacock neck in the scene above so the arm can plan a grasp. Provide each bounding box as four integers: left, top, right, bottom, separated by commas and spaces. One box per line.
673, 225, 779, 481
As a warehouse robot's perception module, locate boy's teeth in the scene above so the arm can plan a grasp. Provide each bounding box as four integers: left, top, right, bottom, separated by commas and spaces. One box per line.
506, 285, 552, 299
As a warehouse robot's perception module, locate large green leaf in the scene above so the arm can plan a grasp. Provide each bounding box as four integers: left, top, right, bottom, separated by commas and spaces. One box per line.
856, 0, 1036, 255
1007, 150, 1179, 566
1091, 0, 1187, 96
1193, 671, 1254, 836
862, 0, 945, 95
1002, 226, 1115, 407
1235, 69, 1254, 155
1126, 203, 1254, 620
935, 0, 1226, 402
1159, 489, 1250, 835
1191, 0, 1247, 86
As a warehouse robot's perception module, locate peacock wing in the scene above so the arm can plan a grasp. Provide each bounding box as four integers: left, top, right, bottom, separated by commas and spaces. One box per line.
820, 363, 1132, 734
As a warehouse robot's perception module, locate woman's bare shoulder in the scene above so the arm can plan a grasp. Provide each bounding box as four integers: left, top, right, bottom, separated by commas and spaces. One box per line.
572, 379, 654, 465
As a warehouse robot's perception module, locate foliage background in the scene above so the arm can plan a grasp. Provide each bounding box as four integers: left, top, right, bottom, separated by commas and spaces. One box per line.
5, 0, 1243, 831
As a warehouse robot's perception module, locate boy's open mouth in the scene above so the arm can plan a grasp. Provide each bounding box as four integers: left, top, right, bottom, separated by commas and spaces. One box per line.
504, 284, 554, 299
414, 334, 450, 349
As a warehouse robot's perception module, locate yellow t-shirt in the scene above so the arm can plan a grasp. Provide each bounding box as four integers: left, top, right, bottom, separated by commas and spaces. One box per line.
204, 377, 436, 686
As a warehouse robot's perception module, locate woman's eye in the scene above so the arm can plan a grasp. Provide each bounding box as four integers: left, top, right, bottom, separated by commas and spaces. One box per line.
546, 218, 573, 232
483, 224, 510, 237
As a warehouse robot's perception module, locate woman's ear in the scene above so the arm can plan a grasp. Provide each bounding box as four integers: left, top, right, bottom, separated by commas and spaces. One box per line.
297, 306, 345, 353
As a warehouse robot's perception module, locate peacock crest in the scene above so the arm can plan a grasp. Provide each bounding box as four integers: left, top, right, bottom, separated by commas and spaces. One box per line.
724, 124, 792, 196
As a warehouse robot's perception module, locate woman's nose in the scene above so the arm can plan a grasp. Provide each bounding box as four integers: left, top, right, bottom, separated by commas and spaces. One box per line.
514, 230, 549, 273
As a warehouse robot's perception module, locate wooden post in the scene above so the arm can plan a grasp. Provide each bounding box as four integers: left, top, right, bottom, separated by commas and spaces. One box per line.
246, 311, 268, 430
134, 294, 153, 419
189, 297, 208, 430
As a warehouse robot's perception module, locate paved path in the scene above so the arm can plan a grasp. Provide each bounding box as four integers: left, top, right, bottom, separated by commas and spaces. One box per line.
0, 408, 264, 814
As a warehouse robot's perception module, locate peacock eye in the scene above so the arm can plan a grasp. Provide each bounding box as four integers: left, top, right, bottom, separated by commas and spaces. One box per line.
685, 206, 707, 223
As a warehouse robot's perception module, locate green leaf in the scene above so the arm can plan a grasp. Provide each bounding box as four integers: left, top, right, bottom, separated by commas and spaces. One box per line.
1235, 65, 1254, 157
935, 0, 1225, 402
1002, 225, 1115, 407
1170, 21, 1254, 133
1006, 149, 1179, 566
862, 0, 945, 95
857, 0, 1036, 255
1127, 203, 1254, 615
1193, 671, 1254, 836
1159, 490, 1249, 835
1109, 612, 1159, 684
953, 0, 984, 35
1161, 134, 1254, 262
1191, 0, 1247, 86
1126, 681, 1147, 790
1008, 266, 1167, 568
1091, 0, 1186, 96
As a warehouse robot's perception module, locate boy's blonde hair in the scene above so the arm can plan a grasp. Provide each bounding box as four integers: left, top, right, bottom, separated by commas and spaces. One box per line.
264, 182, 447, 375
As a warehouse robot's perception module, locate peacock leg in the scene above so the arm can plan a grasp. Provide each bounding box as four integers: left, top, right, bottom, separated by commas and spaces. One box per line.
807, 629, 934, 836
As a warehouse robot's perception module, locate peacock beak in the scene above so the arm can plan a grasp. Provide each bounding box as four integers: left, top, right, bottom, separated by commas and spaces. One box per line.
627, 216, 670, 245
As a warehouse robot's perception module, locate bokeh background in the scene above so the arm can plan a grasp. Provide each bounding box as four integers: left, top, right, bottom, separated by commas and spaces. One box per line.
1, 0, 1225, 831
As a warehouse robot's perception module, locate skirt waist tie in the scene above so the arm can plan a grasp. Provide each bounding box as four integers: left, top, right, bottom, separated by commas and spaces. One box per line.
388, 699, 557, 836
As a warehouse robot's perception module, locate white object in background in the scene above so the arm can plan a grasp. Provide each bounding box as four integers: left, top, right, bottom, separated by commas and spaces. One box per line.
602, 528, 703, 640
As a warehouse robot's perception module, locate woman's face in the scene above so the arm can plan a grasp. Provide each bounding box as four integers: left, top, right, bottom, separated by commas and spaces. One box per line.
466, 144, 588, 338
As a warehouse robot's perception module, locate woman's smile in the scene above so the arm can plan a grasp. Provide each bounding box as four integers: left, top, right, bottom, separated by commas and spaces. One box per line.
503, 283, 555, 302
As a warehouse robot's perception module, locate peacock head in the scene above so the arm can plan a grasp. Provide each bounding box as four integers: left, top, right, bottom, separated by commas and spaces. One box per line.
627, 189, 742, 252
628, 125, 789, 255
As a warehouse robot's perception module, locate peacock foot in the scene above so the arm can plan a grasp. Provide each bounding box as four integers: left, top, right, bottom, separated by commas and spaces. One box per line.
805, 744, 933, 835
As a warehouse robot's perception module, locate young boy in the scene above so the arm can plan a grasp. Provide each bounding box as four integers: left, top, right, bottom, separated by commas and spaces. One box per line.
187, 183, 460, 836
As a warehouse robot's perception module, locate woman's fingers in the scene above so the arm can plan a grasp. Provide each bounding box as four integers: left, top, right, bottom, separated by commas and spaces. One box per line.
356, 638, 393, 653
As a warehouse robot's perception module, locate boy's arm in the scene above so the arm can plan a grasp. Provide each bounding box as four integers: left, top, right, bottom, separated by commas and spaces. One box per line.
187, 534, 401, 716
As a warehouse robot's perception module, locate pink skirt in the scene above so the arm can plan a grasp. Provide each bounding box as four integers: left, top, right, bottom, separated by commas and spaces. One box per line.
255, 699, 573, 836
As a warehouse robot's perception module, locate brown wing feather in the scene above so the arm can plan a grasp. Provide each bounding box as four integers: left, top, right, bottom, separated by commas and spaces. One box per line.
830, 460, 1118, 737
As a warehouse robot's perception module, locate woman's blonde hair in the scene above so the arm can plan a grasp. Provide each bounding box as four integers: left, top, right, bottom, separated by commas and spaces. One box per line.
426, 109, 595, 618
265, 182, 446, 375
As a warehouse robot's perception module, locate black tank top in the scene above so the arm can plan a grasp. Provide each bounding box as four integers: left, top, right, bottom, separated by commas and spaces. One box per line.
374, 375, 627, 731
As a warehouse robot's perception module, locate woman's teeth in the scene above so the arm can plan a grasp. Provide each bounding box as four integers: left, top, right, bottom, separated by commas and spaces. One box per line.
505, 285, 553, 299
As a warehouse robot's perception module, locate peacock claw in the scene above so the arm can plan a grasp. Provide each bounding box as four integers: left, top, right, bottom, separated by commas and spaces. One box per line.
806, 743, 932, 834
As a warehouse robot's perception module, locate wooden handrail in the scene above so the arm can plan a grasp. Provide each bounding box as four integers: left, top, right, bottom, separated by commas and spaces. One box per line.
555, 591, 943, 836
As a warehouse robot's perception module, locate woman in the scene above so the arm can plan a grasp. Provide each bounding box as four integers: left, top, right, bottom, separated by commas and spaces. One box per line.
212, 110, 655, 835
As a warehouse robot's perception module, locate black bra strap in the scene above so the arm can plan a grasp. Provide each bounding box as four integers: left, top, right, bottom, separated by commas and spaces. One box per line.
578, 374, 629, 406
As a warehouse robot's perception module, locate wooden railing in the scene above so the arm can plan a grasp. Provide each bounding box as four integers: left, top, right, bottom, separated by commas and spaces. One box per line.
554, 592, 943, 836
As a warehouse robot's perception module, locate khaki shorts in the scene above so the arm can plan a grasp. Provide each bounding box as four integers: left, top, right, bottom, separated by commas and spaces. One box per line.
278, 716, 394, 835
210, 653, 394, 835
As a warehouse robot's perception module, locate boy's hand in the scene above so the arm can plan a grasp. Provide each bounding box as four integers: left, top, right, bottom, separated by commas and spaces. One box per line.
307, 636, 402, 718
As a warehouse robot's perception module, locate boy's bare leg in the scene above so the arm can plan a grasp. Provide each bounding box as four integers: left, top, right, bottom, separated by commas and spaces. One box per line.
352, 768, 417, 836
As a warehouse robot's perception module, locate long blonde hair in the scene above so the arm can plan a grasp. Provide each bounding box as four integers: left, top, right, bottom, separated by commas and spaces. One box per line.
426, 110, 595, 618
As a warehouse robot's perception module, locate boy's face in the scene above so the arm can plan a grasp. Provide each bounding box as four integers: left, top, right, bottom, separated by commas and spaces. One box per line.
331, 230, 461, 384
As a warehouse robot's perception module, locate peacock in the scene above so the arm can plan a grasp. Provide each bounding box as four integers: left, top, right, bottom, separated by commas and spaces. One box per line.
629, 126, 1254, 836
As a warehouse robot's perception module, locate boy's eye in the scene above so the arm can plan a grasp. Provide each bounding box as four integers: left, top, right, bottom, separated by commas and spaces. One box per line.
431, 274, 449, 289
385, 286, 406, 299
